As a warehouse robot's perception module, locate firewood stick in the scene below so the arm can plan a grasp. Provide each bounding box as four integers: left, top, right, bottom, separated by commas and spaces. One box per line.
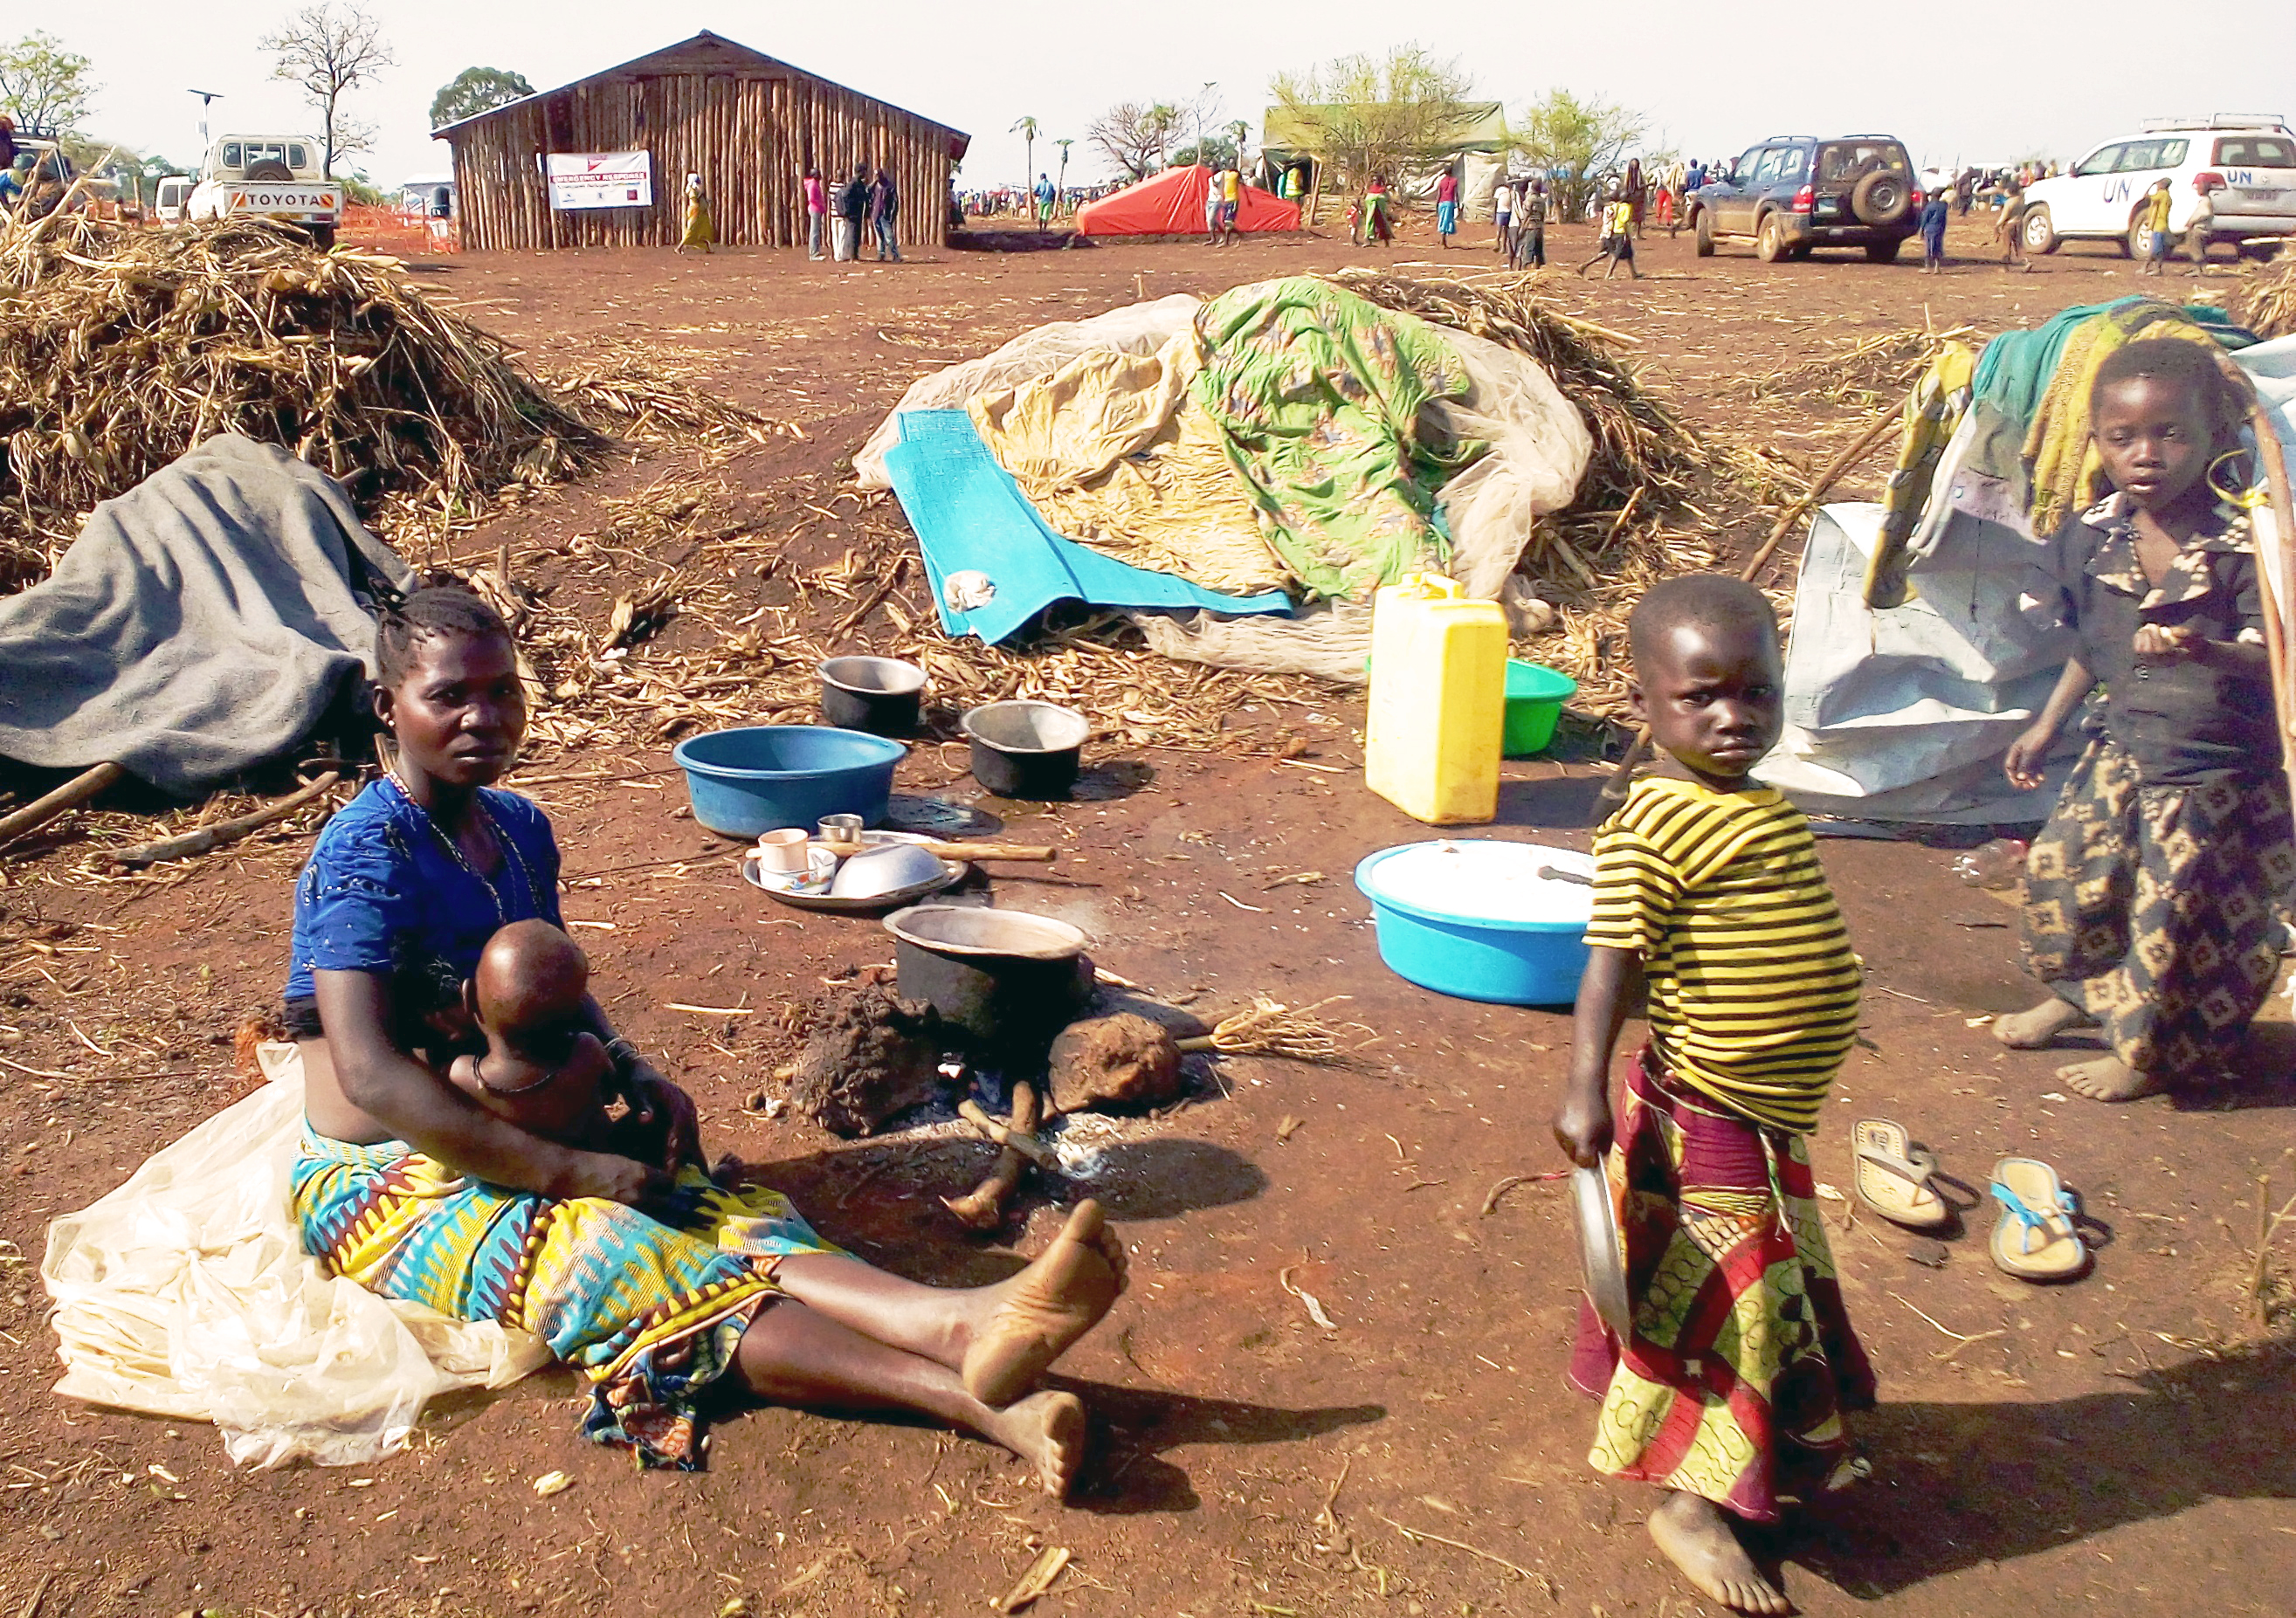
942, 1081, 1040, 1229
955, 1098, 1055, 1167
114, 772, 342, 868
0, 761, 127, 848
2217, 354, 2296, 816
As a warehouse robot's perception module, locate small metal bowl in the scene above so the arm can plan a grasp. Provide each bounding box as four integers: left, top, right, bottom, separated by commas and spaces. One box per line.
829, 841, 947, 899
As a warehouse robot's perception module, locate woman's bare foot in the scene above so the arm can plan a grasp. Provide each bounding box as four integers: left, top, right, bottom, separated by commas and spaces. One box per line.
1992, 997, 2093, 1050
962, 1200, 1127, 1407
2058, 1055, 2165, 1101
984, 1389, 1088, 1499
1647, 1491, 1789, 1615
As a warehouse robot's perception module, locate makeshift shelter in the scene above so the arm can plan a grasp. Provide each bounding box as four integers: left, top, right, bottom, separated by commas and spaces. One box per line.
1258, 100, 1510, 221
1760, 300, 2296, 823
433, 31, 969, 251
1073, 165, 1300, 238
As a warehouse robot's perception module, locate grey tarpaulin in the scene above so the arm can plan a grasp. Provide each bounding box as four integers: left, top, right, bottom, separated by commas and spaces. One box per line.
0, 435, 411, 795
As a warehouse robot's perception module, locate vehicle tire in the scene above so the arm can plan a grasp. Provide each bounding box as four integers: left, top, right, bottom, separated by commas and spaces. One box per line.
1693, 208, 1714, 257
1755, 212, 1787, 263
1788, 243, 1813, 261
308, 224, 337, 251
2022, 204, 2059, 255
1865, 238, 1905, 264
2121, 215, 2145, 259
245, 159, 294, 182
1851, 169, 1911, 226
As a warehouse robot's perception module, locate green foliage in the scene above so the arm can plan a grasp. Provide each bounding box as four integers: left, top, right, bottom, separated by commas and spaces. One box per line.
1266, 45, 1476, 189
338, 171, 387, 204
1170, 137, 1239, 171
430, 65, 534, 130
1513, 90, 1648, 223
0, 32, 98, 132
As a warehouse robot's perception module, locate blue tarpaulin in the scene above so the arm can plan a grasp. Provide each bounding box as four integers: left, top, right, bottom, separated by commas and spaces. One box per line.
880, 410, 1293, 644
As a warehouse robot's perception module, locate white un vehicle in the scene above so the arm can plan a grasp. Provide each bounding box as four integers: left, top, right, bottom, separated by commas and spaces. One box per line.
2021, 116, 2296, 260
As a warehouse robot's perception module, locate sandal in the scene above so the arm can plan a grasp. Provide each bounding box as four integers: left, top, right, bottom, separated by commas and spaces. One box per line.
1989, 1157, 2089, 1281
1851, 1119, 1950, 1231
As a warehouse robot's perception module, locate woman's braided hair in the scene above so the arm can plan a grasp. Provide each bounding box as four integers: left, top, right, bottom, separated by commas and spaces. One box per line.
375, 579, 512, 688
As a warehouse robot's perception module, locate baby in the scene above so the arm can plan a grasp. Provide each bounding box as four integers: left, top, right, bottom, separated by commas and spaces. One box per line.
446, 919, 617, 1150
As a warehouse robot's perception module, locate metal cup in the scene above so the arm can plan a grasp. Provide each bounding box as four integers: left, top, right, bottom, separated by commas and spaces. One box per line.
817, 813, 864, 845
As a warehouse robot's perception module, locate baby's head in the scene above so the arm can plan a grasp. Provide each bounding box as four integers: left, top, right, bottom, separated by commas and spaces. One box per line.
1627, 575, 1783, 788
466, 920, 591, 1057
2089, 339, 2246, 514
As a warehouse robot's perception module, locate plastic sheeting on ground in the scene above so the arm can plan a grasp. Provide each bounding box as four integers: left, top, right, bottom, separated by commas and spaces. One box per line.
881, 410, 1292, 644
41, 1043, 550, 1469
1759, 334, 2296, 822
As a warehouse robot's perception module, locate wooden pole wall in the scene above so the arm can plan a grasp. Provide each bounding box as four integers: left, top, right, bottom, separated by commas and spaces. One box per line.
448, 68, 955, 253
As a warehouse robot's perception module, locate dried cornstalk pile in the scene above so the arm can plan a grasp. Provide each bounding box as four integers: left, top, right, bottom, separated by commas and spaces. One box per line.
0, 216, 798, 582
2234, 245, 2296, 340
1738, 323, 1984, 409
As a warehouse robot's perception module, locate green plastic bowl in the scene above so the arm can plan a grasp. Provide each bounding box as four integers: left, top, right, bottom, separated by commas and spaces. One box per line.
1502, 660, 1578, 756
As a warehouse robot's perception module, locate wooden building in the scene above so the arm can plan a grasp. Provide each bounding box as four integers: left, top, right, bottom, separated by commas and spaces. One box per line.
436, 31, 969, 251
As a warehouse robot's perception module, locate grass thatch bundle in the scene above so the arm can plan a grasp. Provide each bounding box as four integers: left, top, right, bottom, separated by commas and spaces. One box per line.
0, 215, 799, 587
2235, 246, 2296, 341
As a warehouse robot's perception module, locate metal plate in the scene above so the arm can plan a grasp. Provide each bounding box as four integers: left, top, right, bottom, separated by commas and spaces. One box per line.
1571, 1164, 1633, 1339
739, 831, 967, 914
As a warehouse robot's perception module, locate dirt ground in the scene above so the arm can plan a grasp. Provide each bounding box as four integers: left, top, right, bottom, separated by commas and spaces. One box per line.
2, 213, 2292, 1618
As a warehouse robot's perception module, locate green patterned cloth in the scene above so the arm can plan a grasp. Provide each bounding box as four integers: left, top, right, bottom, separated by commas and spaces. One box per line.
1191, 278, 1482, 601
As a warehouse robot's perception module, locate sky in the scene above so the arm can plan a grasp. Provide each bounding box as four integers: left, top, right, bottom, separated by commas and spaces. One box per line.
45, 0, 2296, 189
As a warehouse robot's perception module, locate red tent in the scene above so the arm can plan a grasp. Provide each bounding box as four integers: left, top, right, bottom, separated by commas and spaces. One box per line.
1075, 164, 1301, 237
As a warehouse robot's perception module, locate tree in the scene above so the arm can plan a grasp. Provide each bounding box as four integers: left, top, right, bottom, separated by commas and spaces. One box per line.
1266, 45, 1478, 192
1053, 137, 1073, 212
430, 65, 534, 130
1169, 136, 1238, 171
1011, 114, 1039, 201
1227, 119, 1251, 175
1513, 90, 1648, 226
1087, 102, 1162, 182
263, 3, 396, 178
1146, 103, 1181, 169
0, 32, 97, 132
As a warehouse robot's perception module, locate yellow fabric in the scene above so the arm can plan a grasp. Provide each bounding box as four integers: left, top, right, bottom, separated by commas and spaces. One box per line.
1864, 340, 1977, 608
679, 196, 714, 250
1584, 776, 1862, 1133
2142, 188, 2174, 233
968, 330, 1294, 596
1606, 199, 1633, 235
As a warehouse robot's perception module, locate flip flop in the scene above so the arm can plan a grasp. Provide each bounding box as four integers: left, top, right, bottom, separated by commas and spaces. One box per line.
1851, 1118, 1950, 1231
1989, 1157, 2089, 1281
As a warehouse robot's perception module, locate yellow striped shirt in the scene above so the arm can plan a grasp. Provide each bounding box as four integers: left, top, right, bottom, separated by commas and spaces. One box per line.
1583, 776, 1860, 1133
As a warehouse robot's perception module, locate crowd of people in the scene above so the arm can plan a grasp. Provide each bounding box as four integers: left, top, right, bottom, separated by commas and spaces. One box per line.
798, 162, 907, 262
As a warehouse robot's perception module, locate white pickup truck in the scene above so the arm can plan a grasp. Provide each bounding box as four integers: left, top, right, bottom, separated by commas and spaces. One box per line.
186, 134, 343, 249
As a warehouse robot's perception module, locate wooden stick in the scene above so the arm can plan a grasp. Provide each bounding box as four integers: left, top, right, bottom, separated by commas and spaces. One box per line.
2214, 355, 2296, 820
0, 761, 127, 848
114, 772, 342, 868
1599, 400, 1906, 808
942, 1081, 1039, 1229
956, 1098, 1055, 1167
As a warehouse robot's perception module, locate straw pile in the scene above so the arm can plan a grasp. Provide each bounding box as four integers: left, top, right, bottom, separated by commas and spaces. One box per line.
0, 216, 796, 586
1739, 324, 1986, 410
2234, 246, 2296, 341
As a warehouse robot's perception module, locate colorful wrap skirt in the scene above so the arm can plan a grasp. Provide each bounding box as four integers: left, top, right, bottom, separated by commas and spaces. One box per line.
1569, 1051, 1875, 1523
292, 1130, 842, 1468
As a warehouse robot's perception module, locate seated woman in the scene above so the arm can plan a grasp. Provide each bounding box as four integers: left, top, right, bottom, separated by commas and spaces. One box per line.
286, 585, 1125, 1491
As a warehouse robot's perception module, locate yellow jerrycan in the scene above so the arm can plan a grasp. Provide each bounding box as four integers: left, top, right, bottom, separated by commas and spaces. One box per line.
1365, 573, 1507, 824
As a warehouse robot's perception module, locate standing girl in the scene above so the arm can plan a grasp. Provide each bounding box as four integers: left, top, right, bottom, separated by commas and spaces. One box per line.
1995, 339, 2294, 1099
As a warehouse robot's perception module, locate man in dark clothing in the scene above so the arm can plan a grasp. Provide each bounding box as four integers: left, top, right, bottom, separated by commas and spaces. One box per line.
869, 168, 901, 261
836, 163, 870, 262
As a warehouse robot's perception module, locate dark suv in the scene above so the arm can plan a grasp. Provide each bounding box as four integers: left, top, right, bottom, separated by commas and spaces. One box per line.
1690, 134, 1920, 263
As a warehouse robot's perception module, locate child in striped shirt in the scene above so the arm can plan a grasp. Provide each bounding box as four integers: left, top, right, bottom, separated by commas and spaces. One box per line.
1554, 575, 1872, 1617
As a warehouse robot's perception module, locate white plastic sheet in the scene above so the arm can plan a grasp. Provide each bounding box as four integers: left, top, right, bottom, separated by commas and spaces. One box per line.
41, 1043, 549, 1468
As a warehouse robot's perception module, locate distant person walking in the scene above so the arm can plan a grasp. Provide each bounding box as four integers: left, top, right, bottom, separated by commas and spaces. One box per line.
1033, 172, 1056, 228
1490, 175, 1513, 258
836, 163, 870, 261
1436, 168, 1459, 248
1919, 182, 1949, 273
1624, 157, 1646, 237
2186, 178, 2217, 276
2138, 177, 2173, 276
1516, 178, 1548, 269
1995, 175, 2033, 272
1205, 165, 1224, 244
1219, 163, 1242, 245
871, 166, 902, 261
803, 166, 828, 260
677, 173, 714, 251
1577, 184, 1641, 279
1361, 175, 1393, 245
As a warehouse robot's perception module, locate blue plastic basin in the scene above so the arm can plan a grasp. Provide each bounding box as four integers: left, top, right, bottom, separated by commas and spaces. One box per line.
672, 726, 907, 838
1355, 841, 1594, 1006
